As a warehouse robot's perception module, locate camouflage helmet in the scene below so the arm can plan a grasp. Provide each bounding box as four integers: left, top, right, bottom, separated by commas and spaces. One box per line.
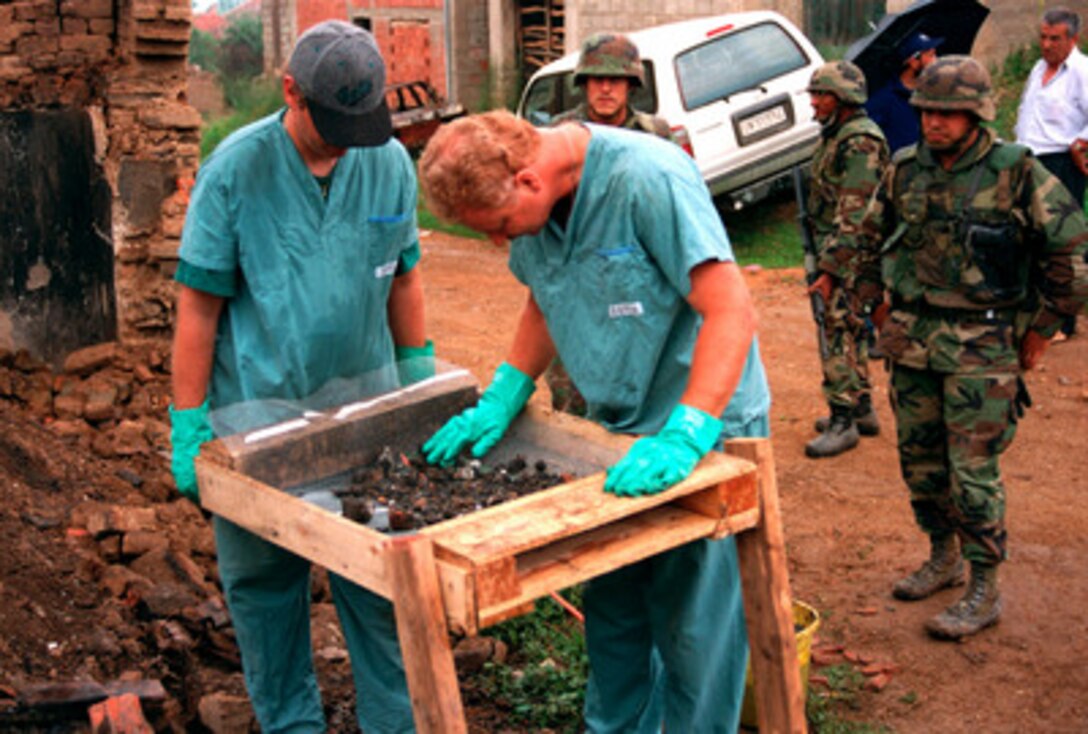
574, 33, 644, 87
806, 61, 867, 105
910, 55, 995, 122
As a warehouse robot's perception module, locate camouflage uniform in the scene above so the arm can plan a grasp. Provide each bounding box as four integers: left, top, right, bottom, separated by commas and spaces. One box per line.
856, 56, 1088, 637
553, 102, 672, 140
547, 32, 672, 415
806, 62, 889, 418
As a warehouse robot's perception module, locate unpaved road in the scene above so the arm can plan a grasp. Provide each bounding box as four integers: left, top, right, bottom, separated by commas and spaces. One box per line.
421, 227, 1088, 733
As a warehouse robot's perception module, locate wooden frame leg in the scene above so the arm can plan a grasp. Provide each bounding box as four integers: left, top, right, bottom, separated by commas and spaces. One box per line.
386, 535, 467, 734
726, 437, 807, 733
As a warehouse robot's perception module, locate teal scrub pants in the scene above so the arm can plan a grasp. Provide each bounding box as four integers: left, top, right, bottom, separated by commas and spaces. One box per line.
583, 414, 768, 734
214, 517, 415, 733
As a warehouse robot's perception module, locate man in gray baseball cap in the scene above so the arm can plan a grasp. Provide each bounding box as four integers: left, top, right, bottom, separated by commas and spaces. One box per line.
171, 17, 430, 734
287, 20, 393, 147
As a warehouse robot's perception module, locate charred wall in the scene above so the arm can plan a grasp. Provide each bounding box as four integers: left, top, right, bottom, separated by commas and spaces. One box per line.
0, 0, 201, 365
0, 109, 116, 364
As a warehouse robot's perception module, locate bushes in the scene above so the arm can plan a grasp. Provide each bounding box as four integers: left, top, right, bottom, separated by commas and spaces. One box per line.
217, 14, 263, 84
199, 76, 283, 159
467, 590, 588, 733
991, 40, 1040, 141
191, 13, 274, 159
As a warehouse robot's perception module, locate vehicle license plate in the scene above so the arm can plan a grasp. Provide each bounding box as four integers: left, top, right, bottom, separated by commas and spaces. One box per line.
738, 105, 788, 140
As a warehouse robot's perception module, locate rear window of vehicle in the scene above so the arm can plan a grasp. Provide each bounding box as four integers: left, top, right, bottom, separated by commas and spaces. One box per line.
676, 22, 809, 111
521, 62, 659, 127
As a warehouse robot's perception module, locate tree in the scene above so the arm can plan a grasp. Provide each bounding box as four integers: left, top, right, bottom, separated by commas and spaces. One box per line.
189, 27, 219, 72
218, 13, 263, 82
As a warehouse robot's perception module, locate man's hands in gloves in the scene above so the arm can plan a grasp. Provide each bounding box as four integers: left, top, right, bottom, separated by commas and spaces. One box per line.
169, 400, 215, 503
604, 404, 723, 497
422, 362, 536, 466
396, 340, 436, 386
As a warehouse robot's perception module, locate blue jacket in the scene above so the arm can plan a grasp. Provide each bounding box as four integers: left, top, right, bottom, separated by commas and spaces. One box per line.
865, 76, 919, 154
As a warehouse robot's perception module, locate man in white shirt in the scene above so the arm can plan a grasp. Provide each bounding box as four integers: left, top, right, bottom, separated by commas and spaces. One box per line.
1015, 6, 1088, 339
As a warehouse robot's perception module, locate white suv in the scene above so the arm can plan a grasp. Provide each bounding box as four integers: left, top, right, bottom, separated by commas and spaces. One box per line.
517, 11, 824, 210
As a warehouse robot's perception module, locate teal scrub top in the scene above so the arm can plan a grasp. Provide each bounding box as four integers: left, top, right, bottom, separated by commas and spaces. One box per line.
177, 109, 420, 416
509, 125, 770, 435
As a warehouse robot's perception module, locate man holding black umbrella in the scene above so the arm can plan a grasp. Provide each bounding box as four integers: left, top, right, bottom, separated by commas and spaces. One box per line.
865, 31, 943, 153
1015, 6, 1088, 341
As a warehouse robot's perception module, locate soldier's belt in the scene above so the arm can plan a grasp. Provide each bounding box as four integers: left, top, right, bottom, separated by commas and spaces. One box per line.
890, 298, 1019, 323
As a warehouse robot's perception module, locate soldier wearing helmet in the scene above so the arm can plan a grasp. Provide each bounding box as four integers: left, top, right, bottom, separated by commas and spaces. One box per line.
854, 55, 1088, 640
547, 32, 673, 418
802, 60, 890, 459
553, 32, 672, 139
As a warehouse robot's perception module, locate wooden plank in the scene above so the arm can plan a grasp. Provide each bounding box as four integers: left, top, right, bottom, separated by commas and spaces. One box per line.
720, 507, 761, 539
471, 556, 520, 609
674, 471, 759, 537
423, 452, 755, 565
387, 536, 467, 734
477, 506, 718, 628
207, 367, 479, 487
195, 458, 394, 598
434, 560, 477, 636
727, 438, 806, 734
475, 600, 536, 631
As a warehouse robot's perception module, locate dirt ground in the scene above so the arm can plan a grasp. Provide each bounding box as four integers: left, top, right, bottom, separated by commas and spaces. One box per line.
421, 228, 1088, 734
0, 226, 1084, 732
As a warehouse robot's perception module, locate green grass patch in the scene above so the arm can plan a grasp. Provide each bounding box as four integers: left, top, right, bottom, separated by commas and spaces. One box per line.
467, 588, 588, 733
806, 664, 892, 733
720, 192, 804, 269
990, 40, 1038, 142
417, 201, 486, 240
200, 76, 283, 160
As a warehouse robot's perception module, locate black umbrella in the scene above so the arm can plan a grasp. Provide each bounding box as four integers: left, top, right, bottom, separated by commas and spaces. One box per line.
844, 0, 990, 94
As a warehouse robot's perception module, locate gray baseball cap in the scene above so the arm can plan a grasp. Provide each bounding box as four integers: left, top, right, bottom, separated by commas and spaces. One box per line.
287, 20, 392, 147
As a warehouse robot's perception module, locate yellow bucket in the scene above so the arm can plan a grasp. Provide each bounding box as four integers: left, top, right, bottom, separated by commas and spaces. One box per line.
739, 600, 821, 730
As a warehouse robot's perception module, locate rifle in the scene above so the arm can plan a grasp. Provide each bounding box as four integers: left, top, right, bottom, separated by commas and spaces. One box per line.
792, 165, 831, 361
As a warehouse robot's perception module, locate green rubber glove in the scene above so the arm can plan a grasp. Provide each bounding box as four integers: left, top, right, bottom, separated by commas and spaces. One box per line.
169, 400, 215, 503
423, 362, 536, 466
604, 404, 723, 497
396, 339, 436, 386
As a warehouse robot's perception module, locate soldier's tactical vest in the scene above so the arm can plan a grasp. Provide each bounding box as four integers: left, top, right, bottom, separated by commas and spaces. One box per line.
554, 104, 672, 142
882, 138, 1034, 310
630, 110, 673, 141
808, 115, 885, 238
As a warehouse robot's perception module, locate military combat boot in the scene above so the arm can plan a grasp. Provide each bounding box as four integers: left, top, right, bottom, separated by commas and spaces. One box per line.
805, 406, 859, 458
892, 534, 964, 601
814, 394, 880, 436
853, 394, 880, 436
924, 563, 1002, 640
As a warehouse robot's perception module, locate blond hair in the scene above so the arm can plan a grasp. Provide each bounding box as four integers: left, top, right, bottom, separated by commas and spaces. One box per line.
418, 110, 541, 222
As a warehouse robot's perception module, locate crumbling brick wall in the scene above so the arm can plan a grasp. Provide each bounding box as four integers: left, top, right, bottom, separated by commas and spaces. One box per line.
263, 0, 454, 103
0, 0, 201, 356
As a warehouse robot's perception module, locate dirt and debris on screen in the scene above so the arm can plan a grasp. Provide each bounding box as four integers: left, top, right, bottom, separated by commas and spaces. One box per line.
334, 446, 570, 531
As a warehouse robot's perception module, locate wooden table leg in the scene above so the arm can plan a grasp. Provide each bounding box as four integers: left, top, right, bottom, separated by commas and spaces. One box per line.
387, 535, 467, 734
726, 437, 807, 733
